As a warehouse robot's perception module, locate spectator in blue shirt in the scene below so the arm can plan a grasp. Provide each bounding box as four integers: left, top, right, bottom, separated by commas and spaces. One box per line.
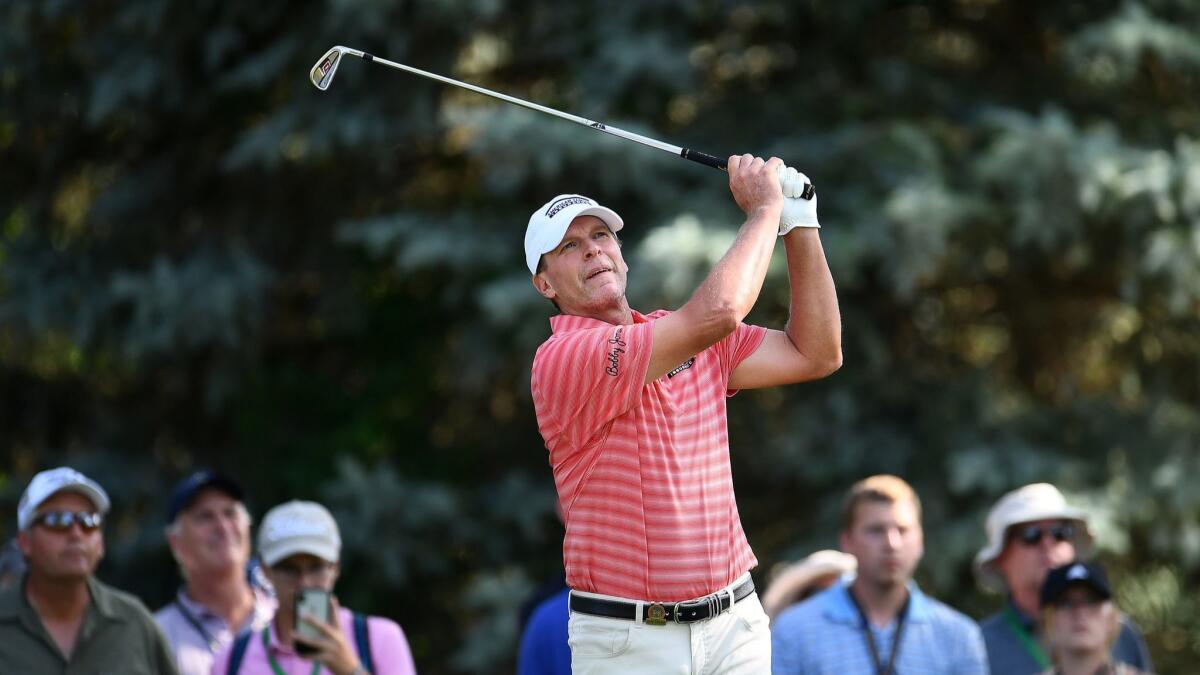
772, 475, 988, 675
516, 587, 570, 675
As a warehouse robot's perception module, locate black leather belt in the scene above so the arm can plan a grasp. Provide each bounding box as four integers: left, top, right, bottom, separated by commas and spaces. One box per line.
569, 577, 756, 626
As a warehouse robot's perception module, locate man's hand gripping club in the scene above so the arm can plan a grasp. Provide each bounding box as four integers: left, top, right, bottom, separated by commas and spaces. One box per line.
777, 165, 819, 234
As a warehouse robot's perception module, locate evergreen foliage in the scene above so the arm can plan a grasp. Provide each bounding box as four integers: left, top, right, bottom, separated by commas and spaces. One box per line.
2, 1, 1197, 671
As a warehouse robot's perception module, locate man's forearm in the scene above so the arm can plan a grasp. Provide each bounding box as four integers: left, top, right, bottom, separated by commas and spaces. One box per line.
781, 228, 841, 366
687, 204, 781, 325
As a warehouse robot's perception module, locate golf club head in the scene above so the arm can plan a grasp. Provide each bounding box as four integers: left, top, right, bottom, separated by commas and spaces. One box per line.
310, 47, 345, 90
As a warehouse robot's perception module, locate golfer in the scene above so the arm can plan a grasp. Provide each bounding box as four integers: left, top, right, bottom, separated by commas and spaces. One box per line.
527, 155, 841, 673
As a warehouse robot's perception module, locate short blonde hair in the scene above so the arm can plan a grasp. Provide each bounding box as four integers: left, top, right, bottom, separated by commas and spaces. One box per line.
840, 475, 922, 532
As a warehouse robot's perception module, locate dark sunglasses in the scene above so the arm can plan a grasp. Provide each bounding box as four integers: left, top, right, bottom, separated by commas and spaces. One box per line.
33, 511, 103, 531
1011, 523, 1073, 546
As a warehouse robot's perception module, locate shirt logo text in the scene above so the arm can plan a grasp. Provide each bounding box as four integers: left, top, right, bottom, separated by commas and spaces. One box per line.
605, 328, 626, 376
667, 357, 695, 378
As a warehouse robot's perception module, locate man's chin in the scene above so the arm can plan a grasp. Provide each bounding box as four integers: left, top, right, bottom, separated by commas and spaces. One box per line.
192, 551, 247, 574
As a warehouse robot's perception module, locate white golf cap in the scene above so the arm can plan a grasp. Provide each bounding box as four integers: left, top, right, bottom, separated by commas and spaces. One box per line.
974, 483, 1092, 592
258, 500, 341, 566
18, 467, 111, 530
524, 194, 624, 275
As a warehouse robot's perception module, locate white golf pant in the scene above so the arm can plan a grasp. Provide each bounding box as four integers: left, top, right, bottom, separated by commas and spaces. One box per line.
567, 574, 771, 675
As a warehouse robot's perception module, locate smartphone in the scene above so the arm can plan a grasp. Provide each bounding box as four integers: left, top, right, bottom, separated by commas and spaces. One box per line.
294, 588, 331, 656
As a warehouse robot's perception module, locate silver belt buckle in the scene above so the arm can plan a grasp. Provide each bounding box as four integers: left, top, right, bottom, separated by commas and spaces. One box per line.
673, 598, 707, 623
672, 601, 687, 623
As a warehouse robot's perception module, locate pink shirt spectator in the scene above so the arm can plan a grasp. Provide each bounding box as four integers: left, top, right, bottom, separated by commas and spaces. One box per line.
209, 607, 417, 675
531, 309, 766, 602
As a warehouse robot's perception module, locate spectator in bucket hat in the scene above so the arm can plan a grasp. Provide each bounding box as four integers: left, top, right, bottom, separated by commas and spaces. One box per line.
974, 483, 1151, 674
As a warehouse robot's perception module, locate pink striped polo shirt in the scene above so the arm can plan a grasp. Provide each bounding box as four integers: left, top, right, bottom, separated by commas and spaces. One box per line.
531, 309, 766, 602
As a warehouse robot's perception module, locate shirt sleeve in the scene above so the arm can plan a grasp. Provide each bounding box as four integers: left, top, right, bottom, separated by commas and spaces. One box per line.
769, 607, 807, 675
516, 615, 547, 675
130, 598, 180, 675
369, 616, 419, 675
952, 617, 991, 675
531, 321, 653, 454
1115, 615, 1153, 671
713, 322, 767, 395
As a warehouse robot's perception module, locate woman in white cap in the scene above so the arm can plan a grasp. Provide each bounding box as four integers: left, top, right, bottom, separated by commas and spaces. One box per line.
1038, 561, 1151, 675
211, 500, 418, 675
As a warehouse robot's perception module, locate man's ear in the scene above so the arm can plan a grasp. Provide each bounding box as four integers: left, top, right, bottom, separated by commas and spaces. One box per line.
532, 274, 556, 301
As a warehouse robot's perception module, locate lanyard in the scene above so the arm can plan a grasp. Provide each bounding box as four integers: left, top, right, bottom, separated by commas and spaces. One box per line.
262, 627, 321, 675
1003, 605, 1051, 669
173, 598, 219, 652
847, 589, 909, 675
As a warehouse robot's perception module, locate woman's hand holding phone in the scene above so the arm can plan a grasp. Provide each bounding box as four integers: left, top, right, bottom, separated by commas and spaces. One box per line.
294, 593, 364, 675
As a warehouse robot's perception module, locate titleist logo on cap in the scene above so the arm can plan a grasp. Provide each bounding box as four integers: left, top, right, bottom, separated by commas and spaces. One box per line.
263, 518, 330, 542
545, 196, 593, 219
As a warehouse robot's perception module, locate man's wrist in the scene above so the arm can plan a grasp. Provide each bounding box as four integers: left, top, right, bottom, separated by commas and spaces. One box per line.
779, 222, 820, 236
347, 666, 369, 675
750, 203, 784, 223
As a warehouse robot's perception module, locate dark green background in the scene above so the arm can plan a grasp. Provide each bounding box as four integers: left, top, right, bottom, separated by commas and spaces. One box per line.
2, 1, 1197, 672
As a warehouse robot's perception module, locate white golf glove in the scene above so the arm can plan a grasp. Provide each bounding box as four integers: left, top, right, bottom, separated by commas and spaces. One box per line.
777, 166, 819, 234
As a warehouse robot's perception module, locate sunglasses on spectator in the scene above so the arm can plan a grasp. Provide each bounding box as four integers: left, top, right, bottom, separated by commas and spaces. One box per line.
1010, 523, 1073, 546
33, 511, 103, 532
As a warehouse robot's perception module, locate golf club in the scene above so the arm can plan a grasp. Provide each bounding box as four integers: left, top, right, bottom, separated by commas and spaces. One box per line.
310, 45, 814, 200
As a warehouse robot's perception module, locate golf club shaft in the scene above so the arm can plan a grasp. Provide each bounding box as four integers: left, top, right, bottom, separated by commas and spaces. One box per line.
338, 47, 729, 171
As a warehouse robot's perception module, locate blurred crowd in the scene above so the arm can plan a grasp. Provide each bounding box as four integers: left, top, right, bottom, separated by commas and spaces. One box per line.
0, 467, 1156, 675
0, 467, 417, 675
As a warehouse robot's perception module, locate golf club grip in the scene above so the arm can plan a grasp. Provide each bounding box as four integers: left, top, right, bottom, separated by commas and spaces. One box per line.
681, 148, 727, 171
681, 148, 817, 200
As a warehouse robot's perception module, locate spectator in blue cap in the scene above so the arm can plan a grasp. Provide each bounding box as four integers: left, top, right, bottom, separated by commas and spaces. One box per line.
155, 471, 276, 675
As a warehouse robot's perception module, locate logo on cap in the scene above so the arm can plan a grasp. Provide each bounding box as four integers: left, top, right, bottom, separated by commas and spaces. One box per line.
545, 196, 594, 219
1067, 563, 1088, 580
266, 517, 330, 542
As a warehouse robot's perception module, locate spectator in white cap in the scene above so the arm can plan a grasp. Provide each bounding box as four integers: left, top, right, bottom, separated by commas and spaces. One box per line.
975, 483, 1152, 674
0, 467, 179, 674
210, 500, 417, 675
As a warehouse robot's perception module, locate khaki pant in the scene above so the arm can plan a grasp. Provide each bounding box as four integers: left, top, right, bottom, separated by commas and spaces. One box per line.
567, 575, 771, 675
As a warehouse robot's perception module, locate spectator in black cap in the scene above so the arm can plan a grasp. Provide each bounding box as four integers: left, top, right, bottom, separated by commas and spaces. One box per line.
154, 471, 276, 675
1039, 561, 1152, 675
